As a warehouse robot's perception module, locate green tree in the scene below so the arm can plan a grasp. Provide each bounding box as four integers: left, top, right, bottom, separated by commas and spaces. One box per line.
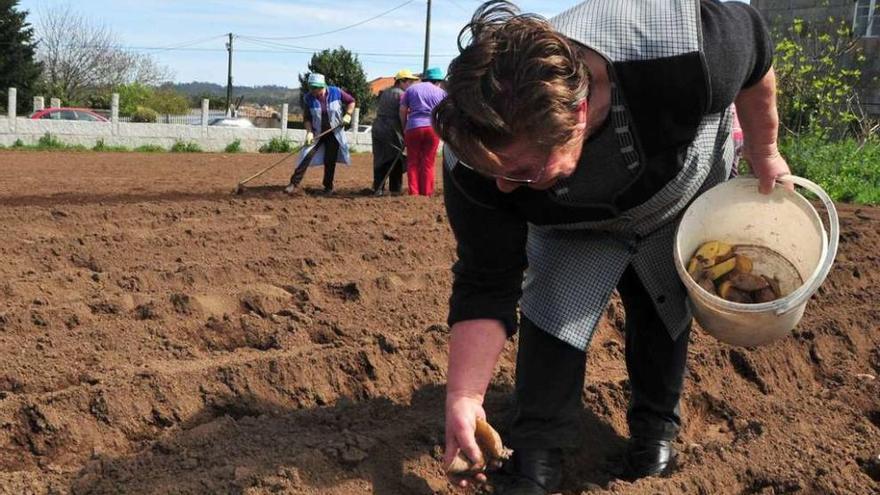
0, 0, 43, 114
116, 82, 154, 116
773, 17, 869, 139
298, 46, 373, 117
146, 88, 189, 115
33, 5, 171, 105
190, 92, 226, 110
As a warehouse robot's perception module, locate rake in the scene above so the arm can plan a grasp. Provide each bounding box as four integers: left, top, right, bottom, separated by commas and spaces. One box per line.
233, 124, 341, 195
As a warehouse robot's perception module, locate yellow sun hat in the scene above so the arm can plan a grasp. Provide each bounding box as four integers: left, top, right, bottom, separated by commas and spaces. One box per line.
394, 69, 420, 81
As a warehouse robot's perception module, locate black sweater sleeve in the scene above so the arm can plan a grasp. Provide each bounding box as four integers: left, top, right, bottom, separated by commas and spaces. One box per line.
701, 0, 774, 113
443, 162, 528, 337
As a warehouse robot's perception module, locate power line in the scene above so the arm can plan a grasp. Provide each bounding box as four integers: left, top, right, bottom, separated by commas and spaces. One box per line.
146, 33, 229, 52
235, 36, 457, 58
0, 34, 229, 50
242, 0, 418, 41
0, 38, 456, 58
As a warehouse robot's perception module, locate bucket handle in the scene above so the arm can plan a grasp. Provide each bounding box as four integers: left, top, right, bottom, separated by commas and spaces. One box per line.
773, 174, 840, 315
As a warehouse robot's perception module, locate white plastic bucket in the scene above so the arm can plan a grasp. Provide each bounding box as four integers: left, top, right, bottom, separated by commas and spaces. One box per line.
674, 175, 839, 347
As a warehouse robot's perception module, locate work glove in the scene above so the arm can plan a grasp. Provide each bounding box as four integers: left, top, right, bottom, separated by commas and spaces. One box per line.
304, 131, 314, 145
342, 113, 352, 126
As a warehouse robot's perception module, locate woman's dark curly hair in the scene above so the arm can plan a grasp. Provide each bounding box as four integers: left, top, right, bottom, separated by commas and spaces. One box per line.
433, 0, 590, 173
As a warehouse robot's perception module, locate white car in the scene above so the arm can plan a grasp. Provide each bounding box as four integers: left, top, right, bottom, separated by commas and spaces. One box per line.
208, 117, 255, 128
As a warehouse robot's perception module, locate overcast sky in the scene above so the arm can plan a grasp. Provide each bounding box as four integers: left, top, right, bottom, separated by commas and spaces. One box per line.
17, 0, 749, 87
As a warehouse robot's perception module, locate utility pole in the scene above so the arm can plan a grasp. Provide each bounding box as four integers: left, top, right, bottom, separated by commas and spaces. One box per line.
226, 33, 234, 116
423, 0, 431, 74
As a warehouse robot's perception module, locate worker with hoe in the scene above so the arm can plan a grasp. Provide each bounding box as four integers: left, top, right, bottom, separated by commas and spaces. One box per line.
437, 0, 789, 493
371, 69, 420, 196
285, 72, 356, 196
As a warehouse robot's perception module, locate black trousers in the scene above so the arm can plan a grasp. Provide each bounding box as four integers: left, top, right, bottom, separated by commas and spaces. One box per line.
289, 133, 341, 191
372, 154, 405, 193
320, 134, 340, 191
508, 265, 691, 449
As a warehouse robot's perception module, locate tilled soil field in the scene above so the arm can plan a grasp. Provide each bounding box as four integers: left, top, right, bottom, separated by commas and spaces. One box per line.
0, 150, 877, 495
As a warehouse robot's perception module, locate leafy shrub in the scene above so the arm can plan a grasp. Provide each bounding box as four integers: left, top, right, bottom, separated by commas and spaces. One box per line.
259, 137, 293, 153
37, 133, 65, 148
780, 134, 880, 204
134, 144, 165, 152
225, 139, 242, 153
7, 134, 88, 151
773, 17, 870, 140
130, 106, 159, 123
93, 139, 129, 152
146, 89, 189, 115
117, 82, 154, 116
170, 140, 202, 153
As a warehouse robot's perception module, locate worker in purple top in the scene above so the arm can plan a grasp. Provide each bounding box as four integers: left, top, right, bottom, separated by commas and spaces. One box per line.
286, 72, 356, 196
400, 67, 447, 196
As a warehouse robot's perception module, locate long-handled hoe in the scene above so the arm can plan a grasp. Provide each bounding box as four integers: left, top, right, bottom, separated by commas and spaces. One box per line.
374, 134, 406, 195
233, 124, 341, 195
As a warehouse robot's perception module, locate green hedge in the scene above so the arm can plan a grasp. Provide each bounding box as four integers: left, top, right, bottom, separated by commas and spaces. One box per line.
170, 140, 202, 153
780, 135, 880, 204
258, 137, 294, 153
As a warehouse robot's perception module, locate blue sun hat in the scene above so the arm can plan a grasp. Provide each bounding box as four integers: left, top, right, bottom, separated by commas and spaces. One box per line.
307, 73, 327, 88
423, 67, 444, 82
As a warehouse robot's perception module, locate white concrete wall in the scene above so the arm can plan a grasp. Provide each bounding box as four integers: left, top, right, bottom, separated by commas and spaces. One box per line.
0, 89, 372, 152
0, 117, 372, 152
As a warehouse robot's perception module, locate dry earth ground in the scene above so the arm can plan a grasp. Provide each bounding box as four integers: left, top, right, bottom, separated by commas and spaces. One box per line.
0, 150, 877, 494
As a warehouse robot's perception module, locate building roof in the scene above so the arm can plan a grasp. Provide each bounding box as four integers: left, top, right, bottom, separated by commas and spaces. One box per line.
369, 77, 395, 96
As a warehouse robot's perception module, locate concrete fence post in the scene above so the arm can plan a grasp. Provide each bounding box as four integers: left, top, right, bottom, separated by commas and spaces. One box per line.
111, 93, 119, 137
281, 104, 289, 134
111, 93, 119, 124
351, 107, 360, 144
8, 88, 16, 119
201, 99, 209, 128
33, 96, 44, 113
50, 97, 60, 108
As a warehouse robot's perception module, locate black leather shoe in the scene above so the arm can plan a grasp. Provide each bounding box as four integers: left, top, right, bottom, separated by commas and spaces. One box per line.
621, 437, 677, 481
496, 448, 563, 495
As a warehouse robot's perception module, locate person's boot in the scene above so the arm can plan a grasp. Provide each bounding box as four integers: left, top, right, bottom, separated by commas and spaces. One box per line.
283, 183, 300, 196
495, 448, 563, 495
621, 437, 677, 481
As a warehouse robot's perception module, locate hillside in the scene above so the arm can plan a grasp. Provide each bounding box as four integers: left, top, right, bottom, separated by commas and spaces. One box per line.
163, 82, 301, 108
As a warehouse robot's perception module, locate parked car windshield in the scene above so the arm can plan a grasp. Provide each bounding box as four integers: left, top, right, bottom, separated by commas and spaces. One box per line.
75, 111, 101, 121
37, 109, 104, 121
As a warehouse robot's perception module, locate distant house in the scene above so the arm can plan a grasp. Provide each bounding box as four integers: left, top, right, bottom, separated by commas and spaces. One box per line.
752, 0, 880, 116
369, 77, 395, 96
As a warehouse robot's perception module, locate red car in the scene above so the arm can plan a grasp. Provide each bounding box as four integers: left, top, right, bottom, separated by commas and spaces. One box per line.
30, 107, 109, 122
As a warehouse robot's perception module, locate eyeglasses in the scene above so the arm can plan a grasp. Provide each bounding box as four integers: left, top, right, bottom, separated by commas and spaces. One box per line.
458, 159, 548, 184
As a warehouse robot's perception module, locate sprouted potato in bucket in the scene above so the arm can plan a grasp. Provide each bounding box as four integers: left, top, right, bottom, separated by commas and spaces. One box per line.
687, 241, 785, 303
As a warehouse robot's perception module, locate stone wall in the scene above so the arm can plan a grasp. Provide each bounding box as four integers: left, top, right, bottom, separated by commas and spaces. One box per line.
0, 118, 372, 153
0, 90, 373, 152
752, 0, 880, 116
751, 0, 853, 24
